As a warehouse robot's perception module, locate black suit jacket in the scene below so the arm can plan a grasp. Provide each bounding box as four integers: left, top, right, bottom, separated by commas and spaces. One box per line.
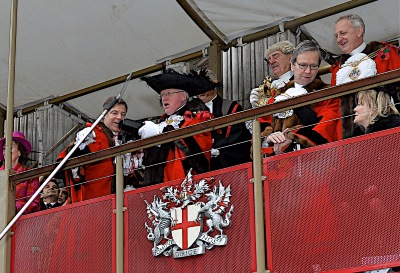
40, 199, 62, 210
210, 95, 251, 170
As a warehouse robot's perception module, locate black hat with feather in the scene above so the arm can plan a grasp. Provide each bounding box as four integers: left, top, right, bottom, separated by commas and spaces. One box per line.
141, 69, 221, 97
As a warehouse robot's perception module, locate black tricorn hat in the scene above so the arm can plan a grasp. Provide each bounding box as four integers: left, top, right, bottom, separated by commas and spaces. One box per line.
141, 69, 221, 97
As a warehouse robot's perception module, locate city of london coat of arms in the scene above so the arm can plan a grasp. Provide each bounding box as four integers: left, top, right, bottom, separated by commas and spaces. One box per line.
144, 170, 234, 258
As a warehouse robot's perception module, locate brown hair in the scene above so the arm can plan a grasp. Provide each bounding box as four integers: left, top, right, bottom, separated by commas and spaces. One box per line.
103, 96, 128, 112
15, 140, 29, 165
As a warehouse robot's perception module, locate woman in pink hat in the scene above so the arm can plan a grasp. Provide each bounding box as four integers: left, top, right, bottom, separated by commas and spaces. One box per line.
0, 131, 40, 214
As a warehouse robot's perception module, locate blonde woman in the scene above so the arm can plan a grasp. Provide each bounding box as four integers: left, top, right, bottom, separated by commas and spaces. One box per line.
353, 87, 400, 136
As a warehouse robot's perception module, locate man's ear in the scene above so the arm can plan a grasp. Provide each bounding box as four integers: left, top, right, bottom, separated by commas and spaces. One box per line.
291, 62, 295, 71
357, 27, 364, 38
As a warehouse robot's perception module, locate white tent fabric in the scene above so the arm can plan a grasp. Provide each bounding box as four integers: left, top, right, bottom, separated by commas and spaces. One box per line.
0, 0, 399, 120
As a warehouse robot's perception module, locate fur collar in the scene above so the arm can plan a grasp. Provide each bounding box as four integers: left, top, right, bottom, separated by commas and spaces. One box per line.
353, 114, 400, 136
367, 114, 400, 134
363, 41, 386, 55
338, 41, 389, 65
280, 78, 329, 94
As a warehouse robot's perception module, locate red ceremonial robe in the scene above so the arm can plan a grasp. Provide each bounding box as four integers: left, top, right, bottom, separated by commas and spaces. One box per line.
163, 110, 212, 182
58, 122, 115, 202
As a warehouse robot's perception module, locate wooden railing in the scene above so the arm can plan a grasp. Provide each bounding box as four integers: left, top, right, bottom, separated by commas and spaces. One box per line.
9, 68, 400, 183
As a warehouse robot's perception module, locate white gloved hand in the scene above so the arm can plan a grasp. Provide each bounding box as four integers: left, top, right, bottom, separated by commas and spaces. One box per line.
75, 127, 96, 150
71, 167, 81, 179
138, 121, 161, 139
250, 88, 260, 108
133, 151, 144, 169
211, 148, 220, 157
271, 78, 287, 89
245, 120, 253, 134
122, 153, 133, 176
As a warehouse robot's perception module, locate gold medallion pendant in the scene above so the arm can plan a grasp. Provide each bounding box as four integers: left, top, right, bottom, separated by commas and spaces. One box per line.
349, 66, 361, 81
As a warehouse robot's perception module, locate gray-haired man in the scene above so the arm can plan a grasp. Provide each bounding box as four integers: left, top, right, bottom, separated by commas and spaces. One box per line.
250, 40, 295, 107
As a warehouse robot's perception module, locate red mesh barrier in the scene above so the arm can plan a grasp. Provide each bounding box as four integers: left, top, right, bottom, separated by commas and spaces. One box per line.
264, 128, 400, 273
124, 164, 256, 273
12, 196, 114, 273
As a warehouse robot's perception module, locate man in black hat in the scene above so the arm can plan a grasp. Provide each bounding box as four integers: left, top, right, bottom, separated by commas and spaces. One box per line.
139, 69, 219, 185
197, 69, 251, 170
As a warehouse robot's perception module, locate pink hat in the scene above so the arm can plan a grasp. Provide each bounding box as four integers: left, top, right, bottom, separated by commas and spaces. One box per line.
0, 131, 32, 161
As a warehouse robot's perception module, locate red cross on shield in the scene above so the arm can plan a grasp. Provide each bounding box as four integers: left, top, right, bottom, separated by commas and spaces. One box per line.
171, 203, 202, 250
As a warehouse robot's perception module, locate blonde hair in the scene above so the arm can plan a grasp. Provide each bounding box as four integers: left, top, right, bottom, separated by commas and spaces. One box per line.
357, 89, 399, 125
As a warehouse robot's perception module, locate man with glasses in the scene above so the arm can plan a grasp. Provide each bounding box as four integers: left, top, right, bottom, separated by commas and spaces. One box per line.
262, 42, 342, 272
138, 69, 219, 184
265, 40, 341, 154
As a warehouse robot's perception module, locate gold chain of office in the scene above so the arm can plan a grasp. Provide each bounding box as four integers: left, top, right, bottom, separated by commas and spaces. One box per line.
339, 47, 384, 81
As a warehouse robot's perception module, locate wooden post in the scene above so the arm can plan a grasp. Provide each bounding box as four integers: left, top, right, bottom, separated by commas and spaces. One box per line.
0, 170, 16, 273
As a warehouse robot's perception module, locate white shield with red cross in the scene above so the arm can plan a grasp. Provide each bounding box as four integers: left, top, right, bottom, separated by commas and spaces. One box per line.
170, 203, 202, 250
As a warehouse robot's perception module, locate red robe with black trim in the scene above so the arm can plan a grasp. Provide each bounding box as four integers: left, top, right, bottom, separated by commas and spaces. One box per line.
267, 79, 341, 261
163, 110, 212, 182
260, 79, 341, 155
58, 122, 115, 202
280, 79, 341, 147
142, 101, 213, 185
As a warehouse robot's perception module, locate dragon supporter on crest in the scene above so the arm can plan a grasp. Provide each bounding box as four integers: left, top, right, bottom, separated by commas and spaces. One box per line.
144, 170, 234, 258
250, 40, 341, 156
138, 69, 219, 185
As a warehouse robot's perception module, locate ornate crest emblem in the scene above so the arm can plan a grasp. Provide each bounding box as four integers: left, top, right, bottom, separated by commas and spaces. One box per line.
144, 170, 234, 258
348, 67, 361, 81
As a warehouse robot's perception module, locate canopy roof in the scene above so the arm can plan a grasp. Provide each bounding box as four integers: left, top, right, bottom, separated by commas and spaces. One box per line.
0, 0, 398, 120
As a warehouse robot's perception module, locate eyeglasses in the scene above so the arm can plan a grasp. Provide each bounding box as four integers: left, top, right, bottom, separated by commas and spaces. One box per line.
295, 62, 319, 71
159, 90, 184, 98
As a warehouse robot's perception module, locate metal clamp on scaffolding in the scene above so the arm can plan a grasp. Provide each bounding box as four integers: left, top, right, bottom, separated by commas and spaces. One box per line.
202, 46, 209, 57
278, 22, 285, 33
236, 36, 246, 47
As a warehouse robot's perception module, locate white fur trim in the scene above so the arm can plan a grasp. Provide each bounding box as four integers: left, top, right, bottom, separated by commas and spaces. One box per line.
336, 53, 377, 85
273, 87, 308, 119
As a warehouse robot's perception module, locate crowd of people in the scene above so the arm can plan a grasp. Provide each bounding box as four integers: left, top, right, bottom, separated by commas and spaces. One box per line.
0, 13, 399, 219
